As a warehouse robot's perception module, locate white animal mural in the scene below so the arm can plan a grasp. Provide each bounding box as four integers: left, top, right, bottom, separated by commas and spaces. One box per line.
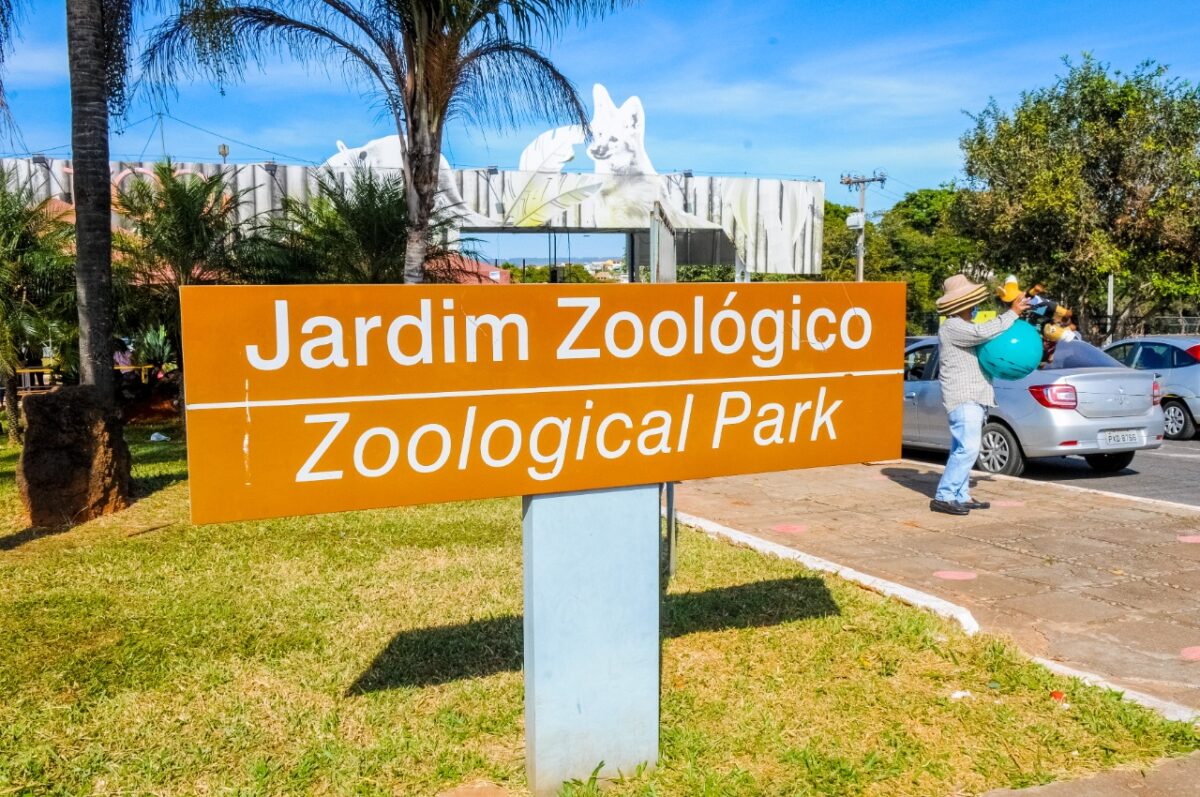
320, 83, 824, 274
586, 84, 655, 176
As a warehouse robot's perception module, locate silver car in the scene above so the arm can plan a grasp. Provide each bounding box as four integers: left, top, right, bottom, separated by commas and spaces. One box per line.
1103, 336, 1200, 440
903, 337, 1164, 476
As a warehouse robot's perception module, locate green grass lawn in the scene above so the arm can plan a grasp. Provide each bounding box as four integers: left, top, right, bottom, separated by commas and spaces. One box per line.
0, 426, 1196, 796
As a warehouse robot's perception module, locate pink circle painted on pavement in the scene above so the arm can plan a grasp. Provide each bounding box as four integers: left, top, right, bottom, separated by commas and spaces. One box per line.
1181, 647, 1200, 662
993, 500, 1025, 508
934, 570, 978, 581
1177, 535, 1200, 544
770, 523, 807, 534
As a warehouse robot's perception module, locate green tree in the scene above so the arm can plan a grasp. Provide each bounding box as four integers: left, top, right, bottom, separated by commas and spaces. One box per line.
959, 56, 1200, 328
508, 263, 597, 283
0, 174, 75, 443
145, 0, 633, 285
114, 161, 247, 373
881, 188, 981, 321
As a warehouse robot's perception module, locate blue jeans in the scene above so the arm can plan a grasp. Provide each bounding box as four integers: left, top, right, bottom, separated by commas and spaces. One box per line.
936, 402, 986, 503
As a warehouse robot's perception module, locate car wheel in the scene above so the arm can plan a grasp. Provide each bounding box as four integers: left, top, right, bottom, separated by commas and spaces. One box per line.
1084, 451, 1136, 473
1162, 399, 1196, 440
977, 422, 1026, 477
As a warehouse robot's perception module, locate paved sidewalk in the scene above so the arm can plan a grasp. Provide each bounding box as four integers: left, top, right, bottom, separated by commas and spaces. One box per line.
675, 461, 1200, 714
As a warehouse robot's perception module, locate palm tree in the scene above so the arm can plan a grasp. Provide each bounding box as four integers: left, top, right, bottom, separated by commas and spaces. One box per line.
67, 0, 137, 397
114, 161, 247, 372
0, 172, 75, 443
247, 166, 466, 284
144, 0, 634, 284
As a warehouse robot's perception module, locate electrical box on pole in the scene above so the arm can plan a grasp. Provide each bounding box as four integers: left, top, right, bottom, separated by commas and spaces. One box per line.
839, 172, 887, 282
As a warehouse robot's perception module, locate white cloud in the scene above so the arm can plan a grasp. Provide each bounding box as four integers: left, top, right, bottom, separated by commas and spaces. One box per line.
6, 43, 68, 89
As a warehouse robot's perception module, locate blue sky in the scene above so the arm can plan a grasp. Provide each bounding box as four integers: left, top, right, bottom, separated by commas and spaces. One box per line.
4, 0, 1200, 259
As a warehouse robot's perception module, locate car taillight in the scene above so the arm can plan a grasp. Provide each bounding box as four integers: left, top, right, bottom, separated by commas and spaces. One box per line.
1153, 381, 1162, 406
1029, 384, 1078, 409
1188, 344, 1200, 361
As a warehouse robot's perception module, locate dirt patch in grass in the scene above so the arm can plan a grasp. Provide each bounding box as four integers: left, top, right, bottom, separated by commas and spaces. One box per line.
0, 430, 1196, 795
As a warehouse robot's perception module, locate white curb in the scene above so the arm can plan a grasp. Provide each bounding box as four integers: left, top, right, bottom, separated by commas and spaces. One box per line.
1031, 657, 1199, 724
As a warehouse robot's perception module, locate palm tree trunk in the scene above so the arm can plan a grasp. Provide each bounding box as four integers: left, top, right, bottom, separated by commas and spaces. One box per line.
4, 373, 21, 445
402, 108, 441, 285
67, 0, 116, 398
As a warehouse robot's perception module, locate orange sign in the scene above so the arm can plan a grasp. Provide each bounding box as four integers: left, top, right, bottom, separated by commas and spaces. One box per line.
181, 283, 905, 524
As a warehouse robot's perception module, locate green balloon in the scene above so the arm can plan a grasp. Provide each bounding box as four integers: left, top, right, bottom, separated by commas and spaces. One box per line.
978, 320, 1042, 380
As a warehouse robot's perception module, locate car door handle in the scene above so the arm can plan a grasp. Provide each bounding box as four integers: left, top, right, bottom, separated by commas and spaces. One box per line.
905, 392, 917, 400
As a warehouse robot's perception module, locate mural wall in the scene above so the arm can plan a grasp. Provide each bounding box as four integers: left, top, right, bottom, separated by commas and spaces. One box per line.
2, 86, 825, 274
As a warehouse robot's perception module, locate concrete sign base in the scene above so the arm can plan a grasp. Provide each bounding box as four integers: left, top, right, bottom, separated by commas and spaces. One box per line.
522, 485, 661, 795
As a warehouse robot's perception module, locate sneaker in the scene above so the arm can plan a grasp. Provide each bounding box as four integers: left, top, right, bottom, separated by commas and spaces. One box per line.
962, 500, 991, 510
930, 499, 970, 516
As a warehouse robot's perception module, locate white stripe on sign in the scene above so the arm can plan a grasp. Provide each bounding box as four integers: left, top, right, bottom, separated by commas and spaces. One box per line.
186, 368, 904, 412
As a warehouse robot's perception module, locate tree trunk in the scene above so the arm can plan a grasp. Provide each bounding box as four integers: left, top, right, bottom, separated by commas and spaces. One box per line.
67, 0, 116, 398
4, 373, 21, 445
46, 0, 132, 518
402, 101, 442, 284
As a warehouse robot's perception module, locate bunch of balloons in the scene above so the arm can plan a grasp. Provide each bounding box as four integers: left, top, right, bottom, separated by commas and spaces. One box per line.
977, 276, 1075, 381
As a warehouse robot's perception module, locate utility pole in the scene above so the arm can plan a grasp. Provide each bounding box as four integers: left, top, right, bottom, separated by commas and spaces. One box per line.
840, 171, 887, 282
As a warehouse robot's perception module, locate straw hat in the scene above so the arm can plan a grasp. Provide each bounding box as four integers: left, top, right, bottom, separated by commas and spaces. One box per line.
936, 274, 990, 316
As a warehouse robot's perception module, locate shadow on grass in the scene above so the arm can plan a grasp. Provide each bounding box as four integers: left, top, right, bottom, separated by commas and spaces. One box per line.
131, 469, 189, 498
348, 575, 838, 694
0, 526, 62, 551
126, 432, 188, 499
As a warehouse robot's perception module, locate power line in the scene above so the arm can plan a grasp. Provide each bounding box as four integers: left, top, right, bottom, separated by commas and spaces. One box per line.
137, 116, 161, 162
884, 175, 921, 192
162, 113, 320, 164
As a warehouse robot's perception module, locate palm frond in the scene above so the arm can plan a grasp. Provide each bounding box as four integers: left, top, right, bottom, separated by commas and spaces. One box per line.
0, 167, 77, 375
453, 40, 589, 132
250, 165, 467, 283
406, 0, 638, 46
142, 2, 402, 116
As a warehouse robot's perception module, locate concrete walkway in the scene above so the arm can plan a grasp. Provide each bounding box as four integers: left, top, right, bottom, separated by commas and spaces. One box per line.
675, 461, 1200, 715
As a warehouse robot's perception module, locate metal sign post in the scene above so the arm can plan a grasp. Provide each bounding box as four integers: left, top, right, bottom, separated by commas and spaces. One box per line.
523, 485, 660, 794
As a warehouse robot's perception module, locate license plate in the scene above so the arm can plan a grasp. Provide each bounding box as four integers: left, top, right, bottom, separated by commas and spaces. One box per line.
1103, 430, 1140, 446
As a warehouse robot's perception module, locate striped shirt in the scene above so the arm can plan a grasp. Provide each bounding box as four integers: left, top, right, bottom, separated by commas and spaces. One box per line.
938, 310, 1018, 412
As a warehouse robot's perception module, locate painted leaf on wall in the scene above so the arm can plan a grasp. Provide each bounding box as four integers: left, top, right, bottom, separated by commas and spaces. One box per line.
506, 173, 601, 227
518, 126, 586, 174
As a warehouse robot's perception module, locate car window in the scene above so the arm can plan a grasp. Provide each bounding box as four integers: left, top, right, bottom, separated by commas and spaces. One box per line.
1105, 343, 1134, 365
1135, 343, 1175, 371
1043, 340, 1125, 370
1172, 345, 1199, 368
904, 346, 936, 381
923, 348, 940, 380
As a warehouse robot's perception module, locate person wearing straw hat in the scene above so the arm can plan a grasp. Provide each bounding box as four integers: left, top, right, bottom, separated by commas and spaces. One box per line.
931, 275, 1030, 516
